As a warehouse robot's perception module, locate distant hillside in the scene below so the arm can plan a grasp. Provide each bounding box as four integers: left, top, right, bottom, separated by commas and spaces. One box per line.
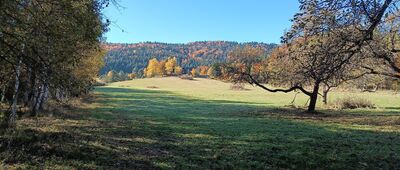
101, 41, 277, 76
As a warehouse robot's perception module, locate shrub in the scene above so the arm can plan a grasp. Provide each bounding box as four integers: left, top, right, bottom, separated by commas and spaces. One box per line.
362, 84, 378, 92
179, 74, 194, 80
332, 97, 375, 109
230, 83, 247, 91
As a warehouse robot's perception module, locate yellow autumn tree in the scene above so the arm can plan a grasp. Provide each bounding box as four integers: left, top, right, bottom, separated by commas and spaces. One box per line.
156, 60, 166, 76
146, 58, 159, 77
191, 68, 197, 77
73, 49, 106, 84
143, 68, 147, 77
174, 66, 183, 75
165, 56, 177, 75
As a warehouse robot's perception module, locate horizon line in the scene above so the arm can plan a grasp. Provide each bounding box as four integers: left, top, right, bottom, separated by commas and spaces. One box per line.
103, 40, 280, 45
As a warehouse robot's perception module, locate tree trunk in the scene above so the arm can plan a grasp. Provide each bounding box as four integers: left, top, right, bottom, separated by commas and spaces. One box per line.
23, 67, 32, 106
23, 91, 29, 107
307, 81, 320, 112
55, 88, 62, 102
39, 82, 49, 110
30, 88, 37, 113
322, 90, 328, 105
0, 85, 6, 103
28, 72, 36, 107
8, 58, 22, 128
31, 85, 44, 117
322, 85, 330, 105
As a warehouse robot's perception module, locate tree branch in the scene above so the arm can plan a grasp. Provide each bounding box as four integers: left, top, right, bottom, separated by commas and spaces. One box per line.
244, 73, 313, 96
362, 66, 400, 79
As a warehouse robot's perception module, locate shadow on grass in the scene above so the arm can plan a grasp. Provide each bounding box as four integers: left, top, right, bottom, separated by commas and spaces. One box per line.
385, 106, 400, 111
0, 87, 399, 169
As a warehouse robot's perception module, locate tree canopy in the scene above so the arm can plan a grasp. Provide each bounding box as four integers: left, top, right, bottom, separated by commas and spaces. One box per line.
222, 0, 399, 112
0, 0, 110, 127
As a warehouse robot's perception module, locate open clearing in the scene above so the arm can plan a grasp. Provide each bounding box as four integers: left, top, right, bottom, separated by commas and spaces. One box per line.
1, 77, 400, 169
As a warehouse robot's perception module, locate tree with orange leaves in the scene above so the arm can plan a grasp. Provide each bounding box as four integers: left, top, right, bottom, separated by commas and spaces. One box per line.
191, 68, 197, 77
198, 66, 209, 77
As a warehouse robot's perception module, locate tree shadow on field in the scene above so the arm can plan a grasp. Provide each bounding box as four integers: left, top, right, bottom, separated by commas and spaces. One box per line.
385, 106, 400, 111
0, 87, 399, 169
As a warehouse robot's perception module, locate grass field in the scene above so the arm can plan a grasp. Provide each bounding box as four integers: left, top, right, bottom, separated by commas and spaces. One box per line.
1, 77, 400, 169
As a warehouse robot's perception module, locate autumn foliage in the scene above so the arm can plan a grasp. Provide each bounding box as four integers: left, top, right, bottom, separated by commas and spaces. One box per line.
145, 57, 184, 77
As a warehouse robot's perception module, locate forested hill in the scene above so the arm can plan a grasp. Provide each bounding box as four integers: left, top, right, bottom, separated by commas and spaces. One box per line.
101, 41, 277, 76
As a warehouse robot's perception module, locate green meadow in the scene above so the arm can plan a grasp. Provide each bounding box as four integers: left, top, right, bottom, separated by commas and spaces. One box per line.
1, 77, 400, 169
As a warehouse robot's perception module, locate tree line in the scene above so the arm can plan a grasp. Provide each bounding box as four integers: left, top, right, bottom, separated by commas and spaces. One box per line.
101, 56, 226, 82
143, 57, 217, 78
0, 0, 110, 127
101, 41, 277, 77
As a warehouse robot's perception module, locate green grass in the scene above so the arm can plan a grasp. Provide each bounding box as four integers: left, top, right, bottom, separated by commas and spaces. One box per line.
111, 77, 400, 109
1, 77, 400, 169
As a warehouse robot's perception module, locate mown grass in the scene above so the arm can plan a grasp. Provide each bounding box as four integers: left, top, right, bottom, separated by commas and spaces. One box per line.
1, 77, 400, 169
111, 77, 400, 109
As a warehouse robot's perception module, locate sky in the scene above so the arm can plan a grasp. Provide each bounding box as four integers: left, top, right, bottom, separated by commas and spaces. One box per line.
103, 0, 300, 44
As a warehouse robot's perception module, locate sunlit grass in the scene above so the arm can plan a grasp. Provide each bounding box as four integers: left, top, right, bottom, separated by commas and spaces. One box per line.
110, 77, 400, 109
1, 77, 399, 169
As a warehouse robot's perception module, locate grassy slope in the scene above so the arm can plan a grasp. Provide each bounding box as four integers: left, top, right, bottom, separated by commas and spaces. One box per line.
1, 77, 400, 169
111, 77, 400, 109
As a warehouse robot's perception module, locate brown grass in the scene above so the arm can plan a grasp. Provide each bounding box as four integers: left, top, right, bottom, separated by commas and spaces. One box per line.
332, 97, 375, 109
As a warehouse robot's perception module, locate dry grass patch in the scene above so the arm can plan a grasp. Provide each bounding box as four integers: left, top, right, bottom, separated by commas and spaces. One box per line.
146, 86, 159, 89
332, 97, 375, 109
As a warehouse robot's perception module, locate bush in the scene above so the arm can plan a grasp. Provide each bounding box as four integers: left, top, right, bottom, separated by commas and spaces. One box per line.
333, 97, 375, 109
230, 83, 247, 91
179, 74, 194, 80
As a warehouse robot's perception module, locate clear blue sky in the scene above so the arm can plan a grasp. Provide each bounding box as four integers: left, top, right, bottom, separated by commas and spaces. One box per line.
103, 0, 300, 44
